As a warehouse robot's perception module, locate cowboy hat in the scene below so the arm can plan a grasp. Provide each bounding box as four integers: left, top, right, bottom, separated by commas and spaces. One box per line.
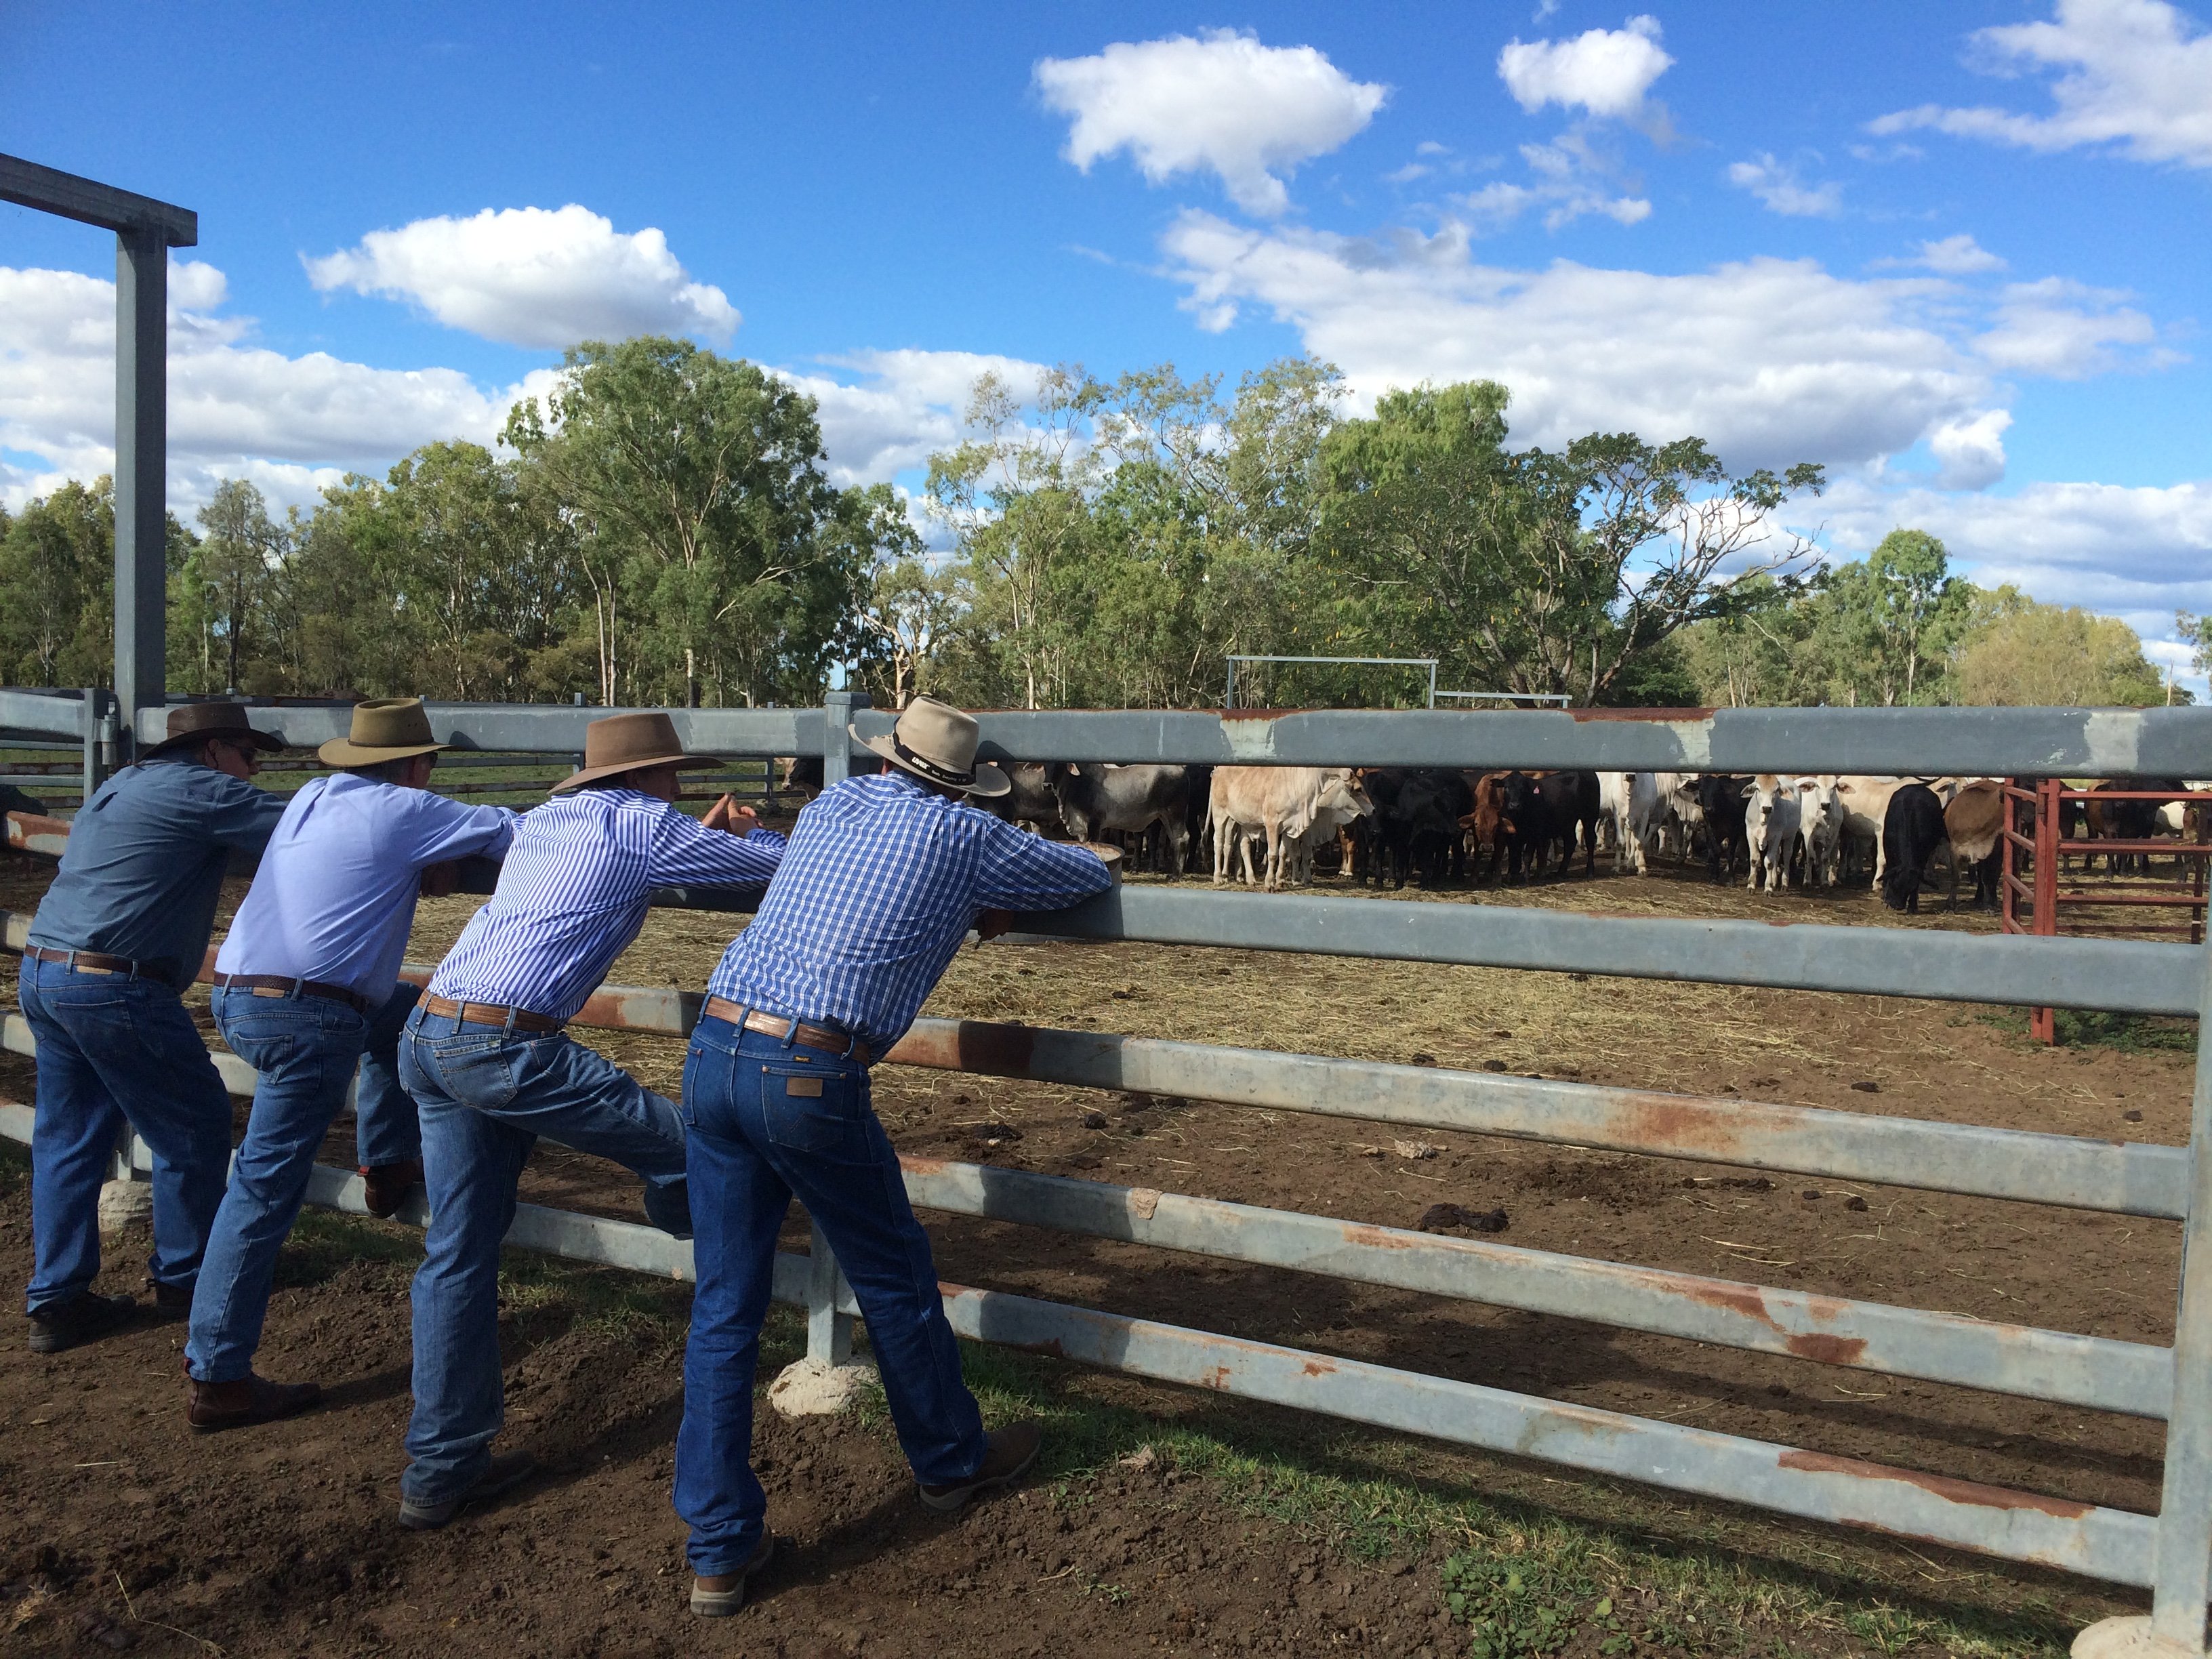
317, 697, 447, 767
143, 700, 285, 758
853, 697, 1010, 798
550, 711, 719, 795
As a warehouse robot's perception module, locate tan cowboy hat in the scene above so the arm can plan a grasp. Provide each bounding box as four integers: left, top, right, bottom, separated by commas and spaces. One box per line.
853, 697, 1010, 798
550, 711, 717, 794
317, 697, 446, 767
143, 700, 285, 758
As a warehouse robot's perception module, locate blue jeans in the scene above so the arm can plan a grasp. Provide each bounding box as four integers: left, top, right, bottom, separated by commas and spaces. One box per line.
19, 958, 233, 1315
673, 1012, 987, 1576
183, 981, 422, 1382
397, 1007, 691, 1504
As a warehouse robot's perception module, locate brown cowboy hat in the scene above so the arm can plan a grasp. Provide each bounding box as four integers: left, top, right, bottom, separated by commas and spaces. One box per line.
143, 700, 285, 758
853, 697, 1010, 798
317, 697, 447, 767
550, 711, 720, 794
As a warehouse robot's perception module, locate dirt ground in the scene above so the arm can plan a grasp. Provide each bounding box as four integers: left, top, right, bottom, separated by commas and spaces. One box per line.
0, 827, 2197, 1655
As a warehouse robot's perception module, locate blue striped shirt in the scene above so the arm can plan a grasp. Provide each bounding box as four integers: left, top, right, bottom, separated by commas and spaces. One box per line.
432, 790, 785, 1021
708, 771, 1113, 1056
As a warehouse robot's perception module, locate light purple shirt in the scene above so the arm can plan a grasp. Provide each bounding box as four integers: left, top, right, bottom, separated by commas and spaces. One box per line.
214, 773, 518, 1002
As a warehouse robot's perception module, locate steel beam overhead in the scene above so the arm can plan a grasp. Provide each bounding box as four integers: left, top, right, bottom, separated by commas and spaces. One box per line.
0, 154, 198, 242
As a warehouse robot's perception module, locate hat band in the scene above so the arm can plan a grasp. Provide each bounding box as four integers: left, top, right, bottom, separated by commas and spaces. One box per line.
893, 735, 975, 787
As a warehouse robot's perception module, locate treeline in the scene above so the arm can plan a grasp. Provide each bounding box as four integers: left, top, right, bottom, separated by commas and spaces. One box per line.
0, 336, 2187, 710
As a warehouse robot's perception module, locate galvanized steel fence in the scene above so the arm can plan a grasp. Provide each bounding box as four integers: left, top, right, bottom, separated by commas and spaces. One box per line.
2, 689, 2210, 1650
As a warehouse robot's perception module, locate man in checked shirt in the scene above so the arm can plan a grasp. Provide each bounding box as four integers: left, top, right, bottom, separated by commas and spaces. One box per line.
675, 697, 1114, 1616
394, 712, 785, 1530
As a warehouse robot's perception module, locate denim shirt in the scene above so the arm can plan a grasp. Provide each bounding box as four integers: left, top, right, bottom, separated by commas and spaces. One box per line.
26, 756, 287, 987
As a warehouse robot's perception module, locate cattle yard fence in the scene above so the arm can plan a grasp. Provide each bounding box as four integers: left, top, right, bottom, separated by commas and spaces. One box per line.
3, 691, 2211, 1654
2002, 779, 2212, 1047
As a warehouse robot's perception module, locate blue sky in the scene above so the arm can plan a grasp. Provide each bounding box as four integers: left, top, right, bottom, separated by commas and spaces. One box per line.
3, 1, 2208, 687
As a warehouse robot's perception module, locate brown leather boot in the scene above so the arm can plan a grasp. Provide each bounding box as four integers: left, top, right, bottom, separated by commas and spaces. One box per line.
691, 1533, 777, 1616
918, 1422, 1043, 1513
361, 1159, 423, 1220
186, 1371, 323, 1432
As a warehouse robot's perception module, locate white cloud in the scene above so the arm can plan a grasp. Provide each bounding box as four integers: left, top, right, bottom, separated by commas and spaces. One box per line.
0, 260, 549, 516
1870, 0, 2212, 169
1926, 409, 2012, 490
1161, 212, 1999, 472
775, 350, 1049, 487
1973, 276, 2165, 377
1877, 233, 2008, 274
1497, 16, 1673, 119
1725, 153, 1843, 218
1824, 474, 2212, 615
1460, 138, 1652, 230
304, 205, 739, 350
1034, 30, 1387, 217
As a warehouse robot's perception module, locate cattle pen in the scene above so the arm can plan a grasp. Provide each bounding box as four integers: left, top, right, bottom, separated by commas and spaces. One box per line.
3, 688, 2212, 1657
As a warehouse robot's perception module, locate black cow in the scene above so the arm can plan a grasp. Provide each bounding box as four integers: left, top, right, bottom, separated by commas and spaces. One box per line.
1535, 771, 1601, 877
1694, 774, 1750, 882
1354, 769, 1408, 886
983, 762, 1065, 836
1496, 771, 1559, 881
1397, 770, 1474, 888
1881, 783, 1947, 914
2088, 777, 2184, 876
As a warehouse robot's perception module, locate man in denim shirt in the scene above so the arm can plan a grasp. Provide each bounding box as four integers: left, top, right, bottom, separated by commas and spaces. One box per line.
18, 703, 287, 1353
182, 697, 518, 1430
676, 697, 1114, 1616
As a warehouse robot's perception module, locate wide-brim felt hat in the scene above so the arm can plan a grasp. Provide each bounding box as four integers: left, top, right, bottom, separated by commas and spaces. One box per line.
143, 700, 286, 758
550, 710, 719, 794
853, 696, 1010, 798
317, 697, 447, 766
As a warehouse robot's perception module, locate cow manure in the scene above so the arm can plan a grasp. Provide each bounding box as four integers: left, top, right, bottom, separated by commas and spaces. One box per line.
1081, 1109, 1110, 1130
1844, 1195, 1870, 1212
1068, 1155, 1101, 1170
1480, 1059, 1509, 1073
1801, 1189, 1822, 1202
1493, 1029, 1513, 1038
968, 1122, 1022, 1145
2124, 1109, 2144, 1123
1416, 1204, 1508, 1234
1568, 972, 1591, 983
1849, 1080, 1881, 1093
953, 1094, 972, 1105
1110, 989, 1132, 1000
1410, 1053, 1437, 1067
1684, 1176, 1773, 1192
1765, 1383, 1791, 1398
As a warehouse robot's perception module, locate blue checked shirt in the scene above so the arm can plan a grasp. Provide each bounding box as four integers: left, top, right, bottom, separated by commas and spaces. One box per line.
708, 771, 1113, 1056
431, 790, 786, 1021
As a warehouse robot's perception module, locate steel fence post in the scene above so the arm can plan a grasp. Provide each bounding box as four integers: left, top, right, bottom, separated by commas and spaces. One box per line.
2035, 777, 2062, 1044
2137, 937, 2212, 1654
804, 687, 864, 1369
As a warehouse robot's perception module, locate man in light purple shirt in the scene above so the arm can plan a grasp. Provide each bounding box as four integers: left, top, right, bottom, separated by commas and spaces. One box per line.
182, 698, 517, 1431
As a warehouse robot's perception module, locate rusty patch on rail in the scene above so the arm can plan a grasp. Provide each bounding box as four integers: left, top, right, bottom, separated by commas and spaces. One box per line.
1202, 1366, 1235, 1390
1565, 706, 1717, 722
1776, 1450, 2092, 1518
1786, 1333, 1871, 1366
885, 1019, 1038, 1077
1612, 1091, 1753, 1161
1678, 1277, 1774, 1324
1341, 1223, 1418, 1250
898, 1154, 957, 1178
1301, 1358, 1338, 1377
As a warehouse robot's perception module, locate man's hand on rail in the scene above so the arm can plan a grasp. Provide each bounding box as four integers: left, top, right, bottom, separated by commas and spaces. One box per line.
975, 907, 1017, 944
702, 794, 758, 835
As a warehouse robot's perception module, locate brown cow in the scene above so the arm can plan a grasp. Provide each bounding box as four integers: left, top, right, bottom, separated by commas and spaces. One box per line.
1456, 771, 1511, 884
1942, 779, 2005, 910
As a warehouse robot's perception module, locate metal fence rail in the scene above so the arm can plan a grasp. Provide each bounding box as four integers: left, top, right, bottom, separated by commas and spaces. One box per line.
9, 693, 2212, 1649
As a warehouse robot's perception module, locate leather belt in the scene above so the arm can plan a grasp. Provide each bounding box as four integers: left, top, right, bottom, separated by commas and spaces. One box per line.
211, 972, 376, 1017
25, 945, 160, 979
702, 997, 871, 1065
422, 994, 565, 1033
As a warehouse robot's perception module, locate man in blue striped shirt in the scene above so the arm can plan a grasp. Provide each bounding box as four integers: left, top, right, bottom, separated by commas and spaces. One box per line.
396, 711, 784, 1530
676, 697, 1113, 1616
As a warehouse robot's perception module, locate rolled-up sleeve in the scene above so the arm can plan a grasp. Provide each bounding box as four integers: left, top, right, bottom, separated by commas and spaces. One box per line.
649, 808, 784, 886
973, 817, 1113, 909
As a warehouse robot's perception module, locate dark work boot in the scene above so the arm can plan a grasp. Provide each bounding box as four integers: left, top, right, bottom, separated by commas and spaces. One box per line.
398, 1450, 539, 1530
186, 1371, 323, 1431
27, 1291, 136, 1354
361, 1159, 424, 1220
918, 1422, 1043, 1513
691, 1533, 777, 1616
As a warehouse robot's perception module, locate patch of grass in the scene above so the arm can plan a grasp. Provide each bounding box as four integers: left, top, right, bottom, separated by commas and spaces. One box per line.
1979, 1007, 2198, 1054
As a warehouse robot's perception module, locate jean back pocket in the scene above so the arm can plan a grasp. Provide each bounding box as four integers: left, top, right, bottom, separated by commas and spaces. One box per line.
759, 1061, 865, 1162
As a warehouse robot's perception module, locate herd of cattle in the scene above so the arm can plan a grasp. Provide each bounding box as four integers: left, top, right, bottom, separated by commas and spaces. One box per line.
956, 762, 2207, 915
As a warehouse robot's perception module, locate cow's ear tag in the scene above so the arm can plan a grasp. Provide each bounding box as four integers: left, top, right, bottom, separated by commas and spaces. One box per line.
786, 1076, 825, 1097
